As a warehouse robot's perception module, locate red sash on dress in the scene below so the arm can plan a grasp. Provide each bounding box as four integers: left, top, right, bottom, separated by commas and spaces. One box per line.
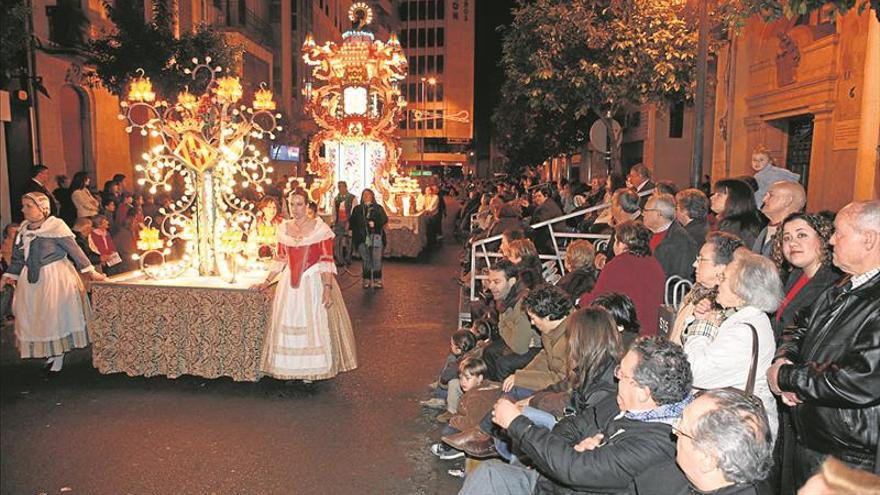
278, 237, 335, 288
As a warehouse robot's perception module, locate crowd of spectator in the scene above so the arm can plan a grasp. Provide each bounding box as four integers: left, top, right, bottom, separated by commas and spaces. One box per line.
425, 148, 879, 494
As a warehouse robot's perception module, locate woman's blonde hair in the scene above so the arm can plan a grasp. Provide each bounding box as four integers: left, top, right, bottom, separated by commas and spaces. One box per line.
565, 240, 595, 271
507, 238, 537, 260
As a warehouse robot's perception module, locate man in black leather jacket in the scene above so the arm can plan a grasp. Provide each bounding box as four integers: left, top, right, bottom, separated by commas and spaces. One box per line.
767, 200, 880, 487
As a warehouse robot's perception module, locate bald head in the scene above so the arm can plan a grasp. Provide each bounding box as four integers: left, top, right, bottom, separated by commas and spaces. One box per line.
830, 200, 880, 276
761, 181, 805, 222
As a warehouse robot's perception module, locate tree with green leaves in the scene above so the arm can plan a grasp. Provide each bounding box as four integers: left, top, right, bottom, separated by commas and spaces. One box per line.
494, 0, 700, 173
725, 0, 879, 25
89, 1, 241, 97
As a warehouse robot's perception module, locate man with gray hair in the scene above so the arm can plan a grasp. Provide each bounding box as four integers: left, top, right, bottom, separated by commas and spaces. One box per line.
768, 200, 880, 487
626, 163, 655, 208
753, 181, 806, 256
644, 192, 699, 279
675, 188, 710, 243
674, 388, 773, 494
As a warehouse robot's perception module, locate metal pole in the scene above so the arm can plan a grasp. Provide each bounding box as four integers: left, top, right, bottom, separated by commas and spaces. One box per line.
691, 0, 709, 187
25, 0, 43, 165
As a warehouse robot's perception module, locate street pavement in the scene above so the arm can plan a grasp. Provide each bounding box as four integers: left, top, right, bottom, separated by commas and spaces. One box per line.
0, 236, 467, 494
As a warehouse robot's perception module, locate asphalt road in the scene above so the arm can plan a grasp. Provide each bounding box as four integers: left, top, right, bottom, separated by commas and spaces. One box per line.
1, 235, 466, 494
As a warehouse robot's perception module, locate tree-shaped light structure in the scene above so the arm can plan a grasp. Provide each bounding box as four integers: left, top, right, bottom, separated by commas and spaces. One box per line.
301, 2, 408, 211
120, 58, 280, 278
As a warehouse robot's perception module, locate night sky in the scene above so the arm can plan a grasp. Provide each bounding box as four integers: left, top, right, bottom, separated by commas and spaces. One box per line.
474, 0, 516, 160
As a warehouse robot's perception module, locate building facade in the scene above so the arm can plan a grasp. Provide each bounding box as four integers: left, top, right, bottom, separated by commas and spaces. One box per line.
710, 7, 879, 210
1, 0, 277, 226
396, 0, 475, 173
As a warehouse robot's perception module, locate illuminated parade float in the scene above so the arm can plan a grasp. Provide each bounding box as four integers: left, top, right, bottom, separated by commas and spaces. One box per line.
120, 60, 280, 279
300, 3, 410, 214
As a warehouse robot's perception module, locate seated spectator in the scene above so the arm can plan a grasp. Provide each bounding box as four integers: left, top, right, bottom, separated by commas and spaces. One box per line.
517, 305, 621, 424
503, 285, 574, 394
676, 188, 710, 243
480, 259, 540, 382
420, 329, 477, 410
675, 388, 773, 494
430, 357, 500, 461
754, 181, 806, 256
499, 228, 525, 259
100, 197, 117, 229
442, 285, 575, 458
769, 212, 840, 339
626, 163, 656, 208
768, 200, 880, 487
111, 215, 138, 273
593, 187, 642, 269
555, 239, 598, 302
644, 192, 700, 279
655, 180, 678, 196
581, 221, 665, 336
484, 201, 524, 240
591, 292, 641, 350
579, 174, 626, 230
530, 187, 563, 254
71, 218, 101, 269
668, 232, 744, 345
798, 456, 880, 495
458, 337, 692, 495
711, 179, 766, 248
89, 215, 124, 276
685, 250, 782, 439
507, 238, 544, 290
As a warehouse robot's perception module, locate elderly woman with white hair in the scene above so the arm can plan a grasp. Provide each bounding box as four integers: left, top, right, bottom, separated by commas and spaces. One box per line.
0, 192, 105, 372
684, 249, 783, 439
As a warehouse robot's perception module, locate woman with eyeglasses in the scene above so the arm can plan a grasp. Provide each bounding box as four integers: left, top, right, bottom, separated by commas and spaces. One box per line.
684, 250, 783, 439
668, 232, 744, 345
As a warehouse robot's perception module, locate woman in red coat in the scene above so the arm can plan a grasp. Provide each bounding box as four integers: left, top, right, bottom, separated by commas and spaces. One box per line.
579, 221, 665, 336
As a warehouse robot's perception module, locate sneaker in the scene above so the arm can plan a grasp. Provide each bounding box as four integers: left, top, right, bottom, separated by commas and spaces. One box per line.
362, 280, 371, 289
374, 280, 383, 289
419, 397, 447, 409
447, 468, 466, 478
430, 442, 465, 460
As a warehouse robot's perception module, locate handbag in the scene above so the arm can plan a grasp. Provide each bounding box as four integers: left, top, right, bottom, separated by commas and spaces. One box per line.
743, 322, 759, 396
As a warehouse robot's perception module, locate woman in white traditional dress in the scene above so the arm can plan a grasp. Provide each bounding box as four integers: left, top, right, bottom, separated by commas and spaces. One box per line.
253, 190, 358, 381
0, 192, 105, 372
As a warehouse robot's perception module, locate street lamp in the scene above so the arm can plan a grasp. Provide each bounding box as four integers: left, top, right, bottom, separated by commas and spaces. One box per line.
419, 76, 437, 170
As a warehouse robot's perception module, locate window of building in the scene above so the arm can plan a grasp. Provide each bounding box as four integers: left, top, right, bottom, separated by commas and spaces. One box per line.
668, 101, 684, 138
291, 0, 297, 30
436, 83, 444, 102
427, 28, 435, 47
408, 56, 416, 75
418, 56, 426, 75
418, 28, 426, 47
437, 28, 444, 47
437, 0, 444, 19
408, 82, 417, 103
427, 0, 435, 20
436, 110, 443, 129
269, 0, 281, 23
418, 0, 426, 20
426, 55, 435, 74
409, 28, 417, 46
399, 30, 408, 47
398, 2, 408, 21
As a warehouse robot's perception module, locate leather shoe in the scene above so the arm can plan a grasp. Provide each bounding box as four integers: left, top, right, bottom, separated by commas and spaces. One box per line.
441, 427, 490, 451
436, 411, 453, 423
461, 437, 497, 459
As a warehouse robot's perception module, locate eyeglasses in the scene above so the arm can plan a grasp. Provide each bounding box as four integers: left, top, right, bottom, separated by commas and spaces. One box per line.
694, 256, 713, 264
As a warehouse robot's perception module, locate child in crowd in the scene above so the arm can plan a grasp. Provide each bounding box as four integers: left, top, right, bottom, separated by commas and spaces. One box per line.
421, 330, 477, 410
307, 201, 318, 219
430, 357, 499, 461
89, 215, 123, 276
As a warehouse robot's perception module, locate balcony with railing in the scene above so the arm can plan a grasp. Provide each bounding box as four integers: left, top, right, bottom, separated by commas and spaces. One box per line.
211, 0, 274, 48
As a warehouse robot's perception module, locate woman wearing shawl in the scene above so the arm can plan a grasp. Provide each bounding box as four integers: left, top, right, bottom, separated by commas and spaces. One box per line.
0, 192, 105, 372
252, 190, 357, 381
